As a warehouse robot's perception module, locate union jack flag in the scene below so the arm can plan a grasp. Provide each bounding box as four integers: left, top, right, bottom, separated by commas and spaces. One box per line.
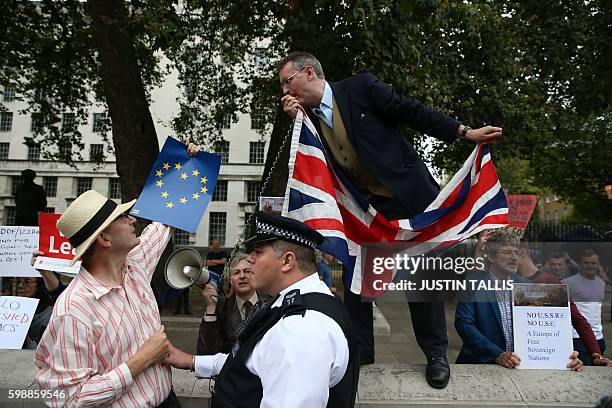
282, 110, 508, 294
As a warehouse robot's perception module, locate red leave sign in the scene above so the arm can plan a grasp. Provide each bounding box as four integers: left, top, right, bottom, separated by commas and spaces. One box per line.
507, 195, 539, 229
38, 213, 76, 260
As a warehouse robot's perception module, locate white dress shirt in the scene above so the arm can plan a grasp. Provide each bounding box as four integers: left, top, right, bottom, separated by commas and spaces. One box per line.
311, 81, 334, 129
194, 273, 349, 408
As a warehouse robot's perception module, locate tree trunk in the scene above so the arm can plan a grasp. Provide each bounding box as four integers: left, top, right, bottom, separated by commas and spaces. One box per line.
87, 0, 160, 202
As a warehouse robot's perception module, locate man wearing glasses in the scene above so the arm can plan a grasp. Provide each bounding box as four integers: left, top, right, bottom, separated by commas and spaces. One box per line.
454, 229, 583, 371
278, 51, 503, 388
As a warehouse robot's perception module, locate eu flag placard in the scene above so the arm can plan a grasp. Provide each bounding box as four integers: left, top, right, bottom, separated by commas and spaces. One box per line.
129, 136, 221, 233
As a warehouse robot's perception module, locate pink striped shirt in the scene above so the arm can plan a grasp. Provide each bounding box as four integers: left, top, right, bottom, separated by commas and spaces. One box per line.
35, 222, 172, 407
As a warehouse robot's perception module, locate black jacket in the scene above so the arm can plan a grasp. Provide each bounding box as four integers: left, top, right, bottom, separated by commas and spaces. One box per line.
307, 73, 460, 217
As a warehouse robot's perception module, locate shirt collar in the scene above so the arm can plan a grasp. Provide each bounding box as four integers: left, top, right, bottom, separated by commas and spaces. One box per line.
79, 265, 127, 300
271, 273, 331, 308
319, 81, 333, 111
236, 291, 259, 311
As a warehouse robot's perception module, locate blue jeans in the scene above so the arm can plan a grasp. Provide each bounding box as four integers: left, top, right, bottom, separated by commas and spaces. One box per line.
573, 337, 606, 365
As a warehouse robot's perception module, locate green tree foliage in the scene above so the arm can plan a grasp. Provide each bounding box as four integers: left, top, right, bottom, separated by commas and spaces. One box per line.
1, 0, 609, 222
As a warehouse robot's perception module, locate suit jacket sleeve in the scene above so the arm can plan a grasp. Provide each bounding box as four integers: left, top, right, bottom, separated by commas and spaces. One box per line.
455, 301, 505, 363
364, 73, 460, 143
197, 317, 224, 355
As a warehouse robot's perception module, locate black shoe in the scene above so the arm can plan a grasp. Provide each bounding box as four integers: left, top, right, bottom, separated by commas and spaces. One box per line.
360, 355, 375, 366
426, 356, 450, 389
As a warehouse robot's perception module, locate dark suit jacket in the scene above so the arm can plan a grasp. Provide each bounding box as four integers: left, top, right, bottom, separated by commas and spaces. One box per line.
454, 271, 528, 364
197, 295, 242, 355
306, 73, 460, 217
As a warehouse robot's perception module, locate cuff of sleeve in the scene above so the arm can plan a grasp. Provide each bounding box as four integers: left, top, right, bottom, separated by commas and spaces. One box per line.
203, 315, 217, 322
195, 354, 228, 378
111, 364, 134, 397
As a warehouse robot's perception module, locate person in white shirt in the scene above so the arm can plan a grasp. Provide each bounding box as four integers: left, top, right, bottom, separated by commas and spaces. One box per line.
166, 211, 359, 408
563, 249, 607, 365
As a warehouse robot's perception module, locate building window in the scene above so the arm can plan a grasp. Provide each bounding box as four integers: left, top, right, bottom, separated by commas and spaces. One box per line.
27, 145, 40, 161
31, 113, 42, 132
554, 209, 559, 221
59, 142, 72, 161
3, 86, 16, 102
4, 206, 16, 225
108, 178, 121, 199
250, 113, 265, 130
222, 114, 232, 130
76, 177, 92, 196
43, 177, 58, 198
173, 229, 191, 246
208, 212, 227, 246
90, 144, 104, 161
61, 113, 76, 132
212, 180, 228, 201
214, 140, 229, 164
44, 207, 55, 214
246, 180, 261, 202
0, 142, 9, 159
249, 142, 265, 164
0, 112, 13, 132
92, 113, 107, 132
11, 176, 23, 196
254, 47, 267, 69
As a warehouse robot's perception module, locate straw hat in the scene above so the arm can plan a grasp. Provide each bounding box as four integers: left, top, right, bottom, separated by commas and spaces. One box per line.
57, 190, 136, 265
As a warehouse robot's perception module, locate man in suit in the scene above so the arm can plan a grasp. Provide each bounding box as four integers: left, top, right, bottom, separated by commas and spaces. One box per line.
197, 253, 262, 354
455, 230, 583, 371
278, 51, 502, 388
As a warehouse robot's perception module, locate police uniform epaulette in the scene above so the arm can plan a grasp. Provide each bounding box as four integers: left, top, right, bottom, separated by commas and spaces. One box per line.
281, 289, 306, 318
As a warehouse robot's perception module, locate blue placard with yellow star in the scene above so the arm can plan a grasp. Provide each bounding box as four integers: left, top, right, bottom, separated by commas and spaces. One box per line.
129, 136, 221, 233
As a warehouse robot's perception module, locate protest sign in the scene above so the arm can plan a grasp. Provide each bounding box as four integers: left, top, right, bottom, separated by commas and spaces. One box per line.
259, 197, 284, 214
512, 283, 573, 369
0, 296, 39, 349
130, 136, 221, 233
37, 213, 80, 275
0, 226, 40, 277
507, 195, 539, 233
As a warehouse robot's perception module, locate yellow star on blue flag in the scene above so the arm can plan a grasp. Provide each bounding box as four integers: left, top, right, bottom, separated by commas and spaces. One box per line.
129, 136, 222, 232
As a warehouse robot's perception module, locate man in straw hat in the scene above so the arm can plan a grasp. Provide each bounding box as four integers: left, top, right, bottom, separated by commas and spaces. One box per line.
165, 211, 360, 407
33, 143, 201, 407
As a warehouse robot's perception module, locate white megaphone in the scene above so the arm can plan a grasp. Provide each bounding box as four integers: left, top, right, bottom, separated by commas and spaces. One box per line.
164, 248, 220, 301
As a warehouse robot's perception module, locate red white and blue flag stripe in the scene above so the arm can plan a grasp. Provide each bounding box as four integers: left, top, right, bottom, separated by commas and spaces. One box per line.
282, 110, 508, 294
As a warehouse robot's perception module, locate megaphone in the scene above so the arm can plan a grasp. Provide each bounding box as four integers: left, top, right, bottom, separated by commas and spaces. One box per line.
164, 247, 221, 292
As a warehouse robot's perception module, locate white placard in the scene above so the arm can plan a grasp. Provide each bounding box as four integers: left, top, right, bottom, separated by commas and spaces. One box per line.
0, 226, 41, 277
259, 196, 284, 214
512, 283, 573, 369
0, 296, 39, 349
35, 256, 81, 276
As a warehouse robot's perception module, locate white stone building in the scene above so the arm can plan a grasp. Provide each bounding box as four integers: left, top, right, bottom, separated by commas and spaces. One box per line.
0, 69, 270, 248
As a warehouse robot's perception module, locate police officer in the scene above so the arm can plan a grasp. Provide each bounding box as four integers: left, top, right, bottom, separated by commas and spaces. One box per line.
166, 211, 359, 407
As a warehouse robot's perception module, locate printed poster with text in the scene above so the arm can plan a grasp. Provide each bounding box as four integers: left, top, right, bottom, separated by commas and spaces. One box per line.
512, 283, 573, 369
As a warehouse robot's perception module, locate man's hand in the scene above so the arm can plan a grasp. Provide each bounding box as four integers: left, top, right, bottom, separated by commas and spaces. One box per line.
567, 351, 583, 371
187, 142, 200, 156
592, 352, 606, 366
495, 352, 521, 368
465, 125, 502, 143
127, 326, 170, 376
164, 343, 194, 370
201, 284, 219, 312
31, 251, 60, 292
281, 95, 302, 119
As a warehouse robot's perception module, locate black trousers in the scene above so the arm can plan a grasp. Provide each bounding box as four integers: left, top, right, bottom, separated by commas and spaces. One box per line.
345, 194, 449, 360
157, 389, 181, 408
